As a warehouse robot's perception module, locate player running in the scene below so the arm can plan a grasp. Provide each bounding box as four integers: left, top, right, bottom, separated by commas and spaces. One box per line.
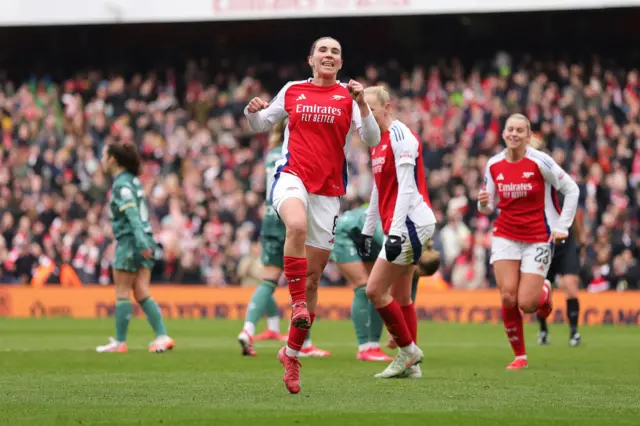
244, 37, 381, 393
96, 143, 174, 353
359, 86, 436, 379
478, 114, 580, 370
238, 119, 330, 358
529, 138, 582, 347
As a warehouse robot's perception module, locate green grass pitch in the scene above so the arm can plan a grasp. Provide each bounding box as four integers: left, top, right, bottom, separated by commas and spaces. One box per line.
0, 318, 638, 425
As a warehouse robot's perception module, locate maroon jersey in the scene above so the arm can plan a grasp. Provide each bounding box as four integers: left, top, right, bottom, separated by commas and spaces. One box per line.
245, 79, 380, 197
482, 147, 580, 244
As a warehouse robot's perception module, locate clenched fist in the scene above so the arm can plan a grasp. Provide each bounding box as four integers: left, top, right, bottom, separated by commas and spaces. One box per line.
246, 97, 270, 113
347, 79, 365, 105
478, 189, 490, 207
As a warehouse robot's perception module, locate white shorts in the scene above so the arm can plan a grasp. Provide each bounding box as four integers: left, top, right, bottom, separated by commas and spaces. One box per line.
490, 236, 554, 277
270, 172, 340, 251
379, 222, 436, 265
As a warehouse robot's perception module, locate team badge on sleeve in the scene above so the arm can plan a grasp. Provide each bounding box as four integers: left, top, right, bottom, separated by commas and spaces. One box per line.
120, 187, 134, 200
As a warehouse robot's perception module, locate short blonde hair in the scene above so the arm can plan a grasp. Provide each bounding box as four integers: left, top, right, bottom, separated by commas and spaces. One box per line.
506, 113, 532, 135
529, 135, 544, 150
364, 85, 390, 106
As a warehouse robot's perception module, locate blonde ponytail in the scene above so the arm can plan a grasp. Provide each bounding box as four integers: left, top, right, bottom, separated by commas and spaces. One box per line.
268, 119, 286, 149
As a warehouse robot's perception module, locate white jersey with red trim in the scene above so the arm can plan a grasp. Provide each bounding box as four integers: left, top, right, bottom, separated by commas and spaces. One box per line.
480, 146, 580, 244
244, 79, 380, 197
363, 120, 435, 236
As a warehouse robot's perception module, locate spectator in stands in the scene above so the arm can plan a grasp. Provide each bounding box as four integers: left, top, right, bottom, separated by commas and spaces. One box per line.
0, 52, 637, 289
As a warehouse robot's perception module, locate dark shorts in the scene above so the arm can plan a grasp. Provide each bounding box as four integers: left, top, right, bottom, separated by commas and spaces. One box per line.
260, 212, 286, 269
330, 229, 380, 264
113, 235, 155, 273
547, 237, 580, 284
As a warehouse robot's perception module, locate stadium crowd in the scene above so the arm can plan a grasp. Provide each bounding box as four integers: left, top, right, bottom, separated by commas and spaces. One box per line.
0, 52, 638, 290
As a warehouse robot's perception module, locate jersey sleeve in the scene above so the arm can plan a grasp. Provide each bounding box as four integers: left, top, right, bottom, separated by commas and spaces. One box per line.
362, 181, 380, 236
535, 152, 580, 234
387, 128, 419, 236
478, 162, 497, 215
113, 185, 153, 251
389, 164, 415, 237
391, 127, 419, 167
244, 83, 290, 133
351, 100, 381, 147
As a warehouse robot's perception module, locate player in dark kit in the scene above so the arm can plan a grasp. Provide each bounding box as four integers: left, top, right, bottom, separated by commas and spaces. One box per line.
331, 205, 392, 362
537, 224, 582, 347
96, 143, 174, 353
530, 138, 582, 347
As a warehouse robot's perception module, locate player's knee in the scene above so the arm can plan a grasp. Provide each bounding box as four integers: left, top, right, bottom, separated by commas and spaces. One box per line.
284, 219, 306, 246
564, 287, 578, 299
562, 275, 579, 298
115, 287, 130, 299
365, 284, 384, 306
393, 293, 412, 306
306, 269, 321, 294
500, 291, 518, 308
518, 298, 538, 313
114, 280, 132, 299
133, 287, 150, 301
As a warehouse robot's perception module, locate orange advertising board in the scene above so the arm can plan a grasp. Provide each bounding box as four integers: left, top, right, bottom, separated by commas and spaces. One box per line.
0, 286, 638, 326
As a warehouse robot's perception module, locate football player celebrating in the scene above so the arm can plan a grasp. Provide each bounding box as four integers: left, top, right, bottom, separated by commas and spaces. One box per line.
359, 86, 436, 379
237, 119, 330, 358
244, 37, 380, 393
478, 114, 579, 369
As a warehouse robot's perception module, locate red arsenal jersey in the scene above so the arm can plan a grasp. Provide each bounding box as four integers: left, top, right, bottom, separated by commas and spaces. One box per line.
245, 79, 380, 197
483, 147, 580, 244
370, 120, 435, 235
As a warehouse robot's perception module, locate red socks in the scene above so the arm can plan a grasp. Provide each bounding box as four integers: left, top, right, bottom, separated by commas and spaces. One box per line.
287, 312, 315, 352
401, 303, 418, 344
538, 285, 549, 309
502, 304, 526, 357
284, 256, 307, 304
377, 300, 413, 348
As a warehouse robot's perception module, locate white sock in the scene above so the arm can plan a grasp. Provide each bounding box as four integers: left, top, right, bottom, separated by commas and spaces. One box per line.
302, 338, 312, 349
358, 343, 369, 352
400, 342, 416, 354
515, 355, 528, 360
267, 316, 280, 333
369, 342, 380, 349
286, 346, 300, 357
242, 322, 256, 336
